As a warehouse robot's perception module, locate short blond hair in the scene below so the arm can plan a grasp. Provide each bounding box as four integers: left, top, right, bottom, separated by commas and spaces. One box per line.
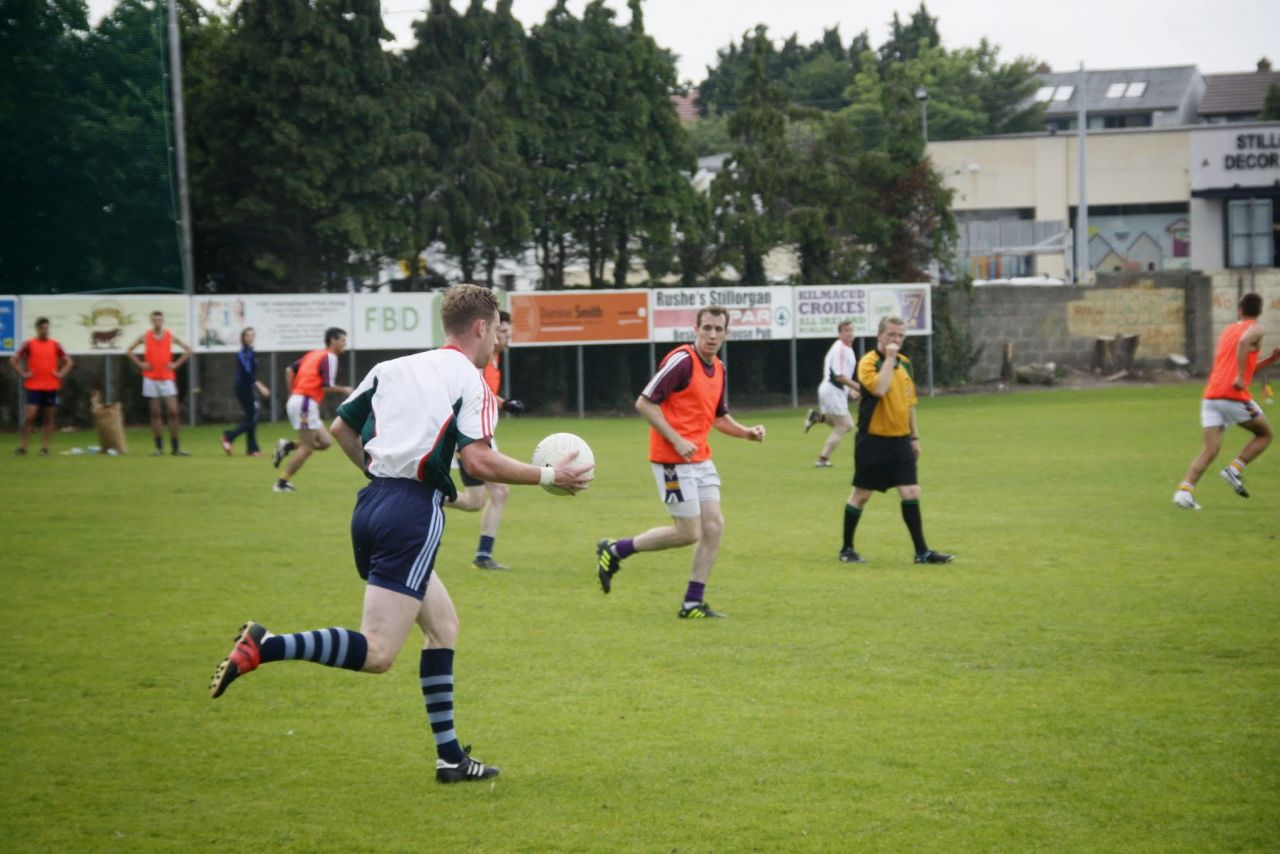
696, 305, 730, 328
878, 315, 905, 334
441, 284, 499, 336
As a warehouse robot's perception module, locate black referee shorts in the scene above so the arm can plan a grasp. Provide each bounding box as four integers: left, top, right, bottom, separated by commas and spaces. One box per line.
852, 433, 917, 492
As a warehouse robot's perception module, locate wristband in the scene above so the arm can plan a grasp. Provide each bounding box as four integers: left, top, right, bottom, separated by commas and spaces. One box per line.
539, 465, 555, 487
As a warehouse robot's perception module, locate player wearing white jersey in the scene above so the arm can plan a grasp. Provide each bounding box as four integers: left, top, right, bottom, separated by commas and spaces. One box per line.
803, 320, 861, 467
209, 285, 593, 784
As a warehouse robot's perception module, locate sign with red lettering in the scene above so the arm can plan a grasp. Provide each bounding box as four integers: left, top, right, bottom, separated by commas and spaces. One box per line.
509, 291, 650, 346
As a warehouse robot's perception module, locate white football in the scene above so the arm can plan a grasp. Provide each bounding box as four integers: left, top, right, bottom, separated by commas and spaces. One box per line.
531, 432, 595, 496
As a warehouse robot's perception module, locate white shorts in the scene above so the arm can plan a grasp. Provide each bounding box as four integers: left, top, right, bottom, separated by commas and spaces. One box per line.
651, 460, 721, 519
818, 381, 852, 418
287, 394, 327, 431
142, 378, 177, 399
1201, 398, 1263, 429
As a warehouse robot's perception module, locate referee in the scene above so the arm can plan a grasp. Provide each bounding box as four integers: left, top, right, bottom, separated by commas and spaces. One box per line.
839, 315, 954, 565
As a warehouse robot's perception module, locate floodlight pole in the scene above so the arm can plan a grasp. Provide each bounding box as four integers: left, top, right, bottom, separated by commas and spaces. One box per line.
166, 0, 195, 295
915, 85, 929, 144
1075, 62, 1089, 285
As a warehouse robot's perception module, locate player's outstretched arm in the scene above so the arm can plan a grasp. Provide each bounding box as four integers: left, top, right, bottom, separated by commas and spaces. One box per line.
331, 418, 366, 471
713, 414, 765, 443
460, 441, 592, 494
1258, 345, 1280, 372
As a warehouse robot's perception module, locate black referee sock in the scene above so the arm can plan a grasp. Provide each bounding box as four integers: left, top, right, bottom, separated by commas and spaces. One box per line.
843, 504, 862, 550
901, 499, 928, 555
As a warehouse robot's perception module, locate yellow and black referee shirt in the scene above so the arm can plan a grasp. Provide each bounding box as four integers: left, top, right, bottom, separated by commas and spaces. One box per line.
855, 350, 917, 437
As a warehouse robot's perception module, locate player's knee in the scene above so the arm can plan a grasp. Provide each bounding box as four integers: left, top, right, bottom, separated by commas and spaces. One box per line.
701, 514, 724, 541
362, 645, 397, 674
673, 520, 701, 546
489, 483, 509, 504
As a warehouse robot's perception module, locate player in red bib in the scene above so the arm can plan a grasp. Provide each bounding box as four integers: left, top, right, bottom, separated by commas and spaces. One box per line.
447, 310, 527, 569
1173, 293, 1280, 508
126, 310, 193, 455
595, 306, 766, 618
271, 327, 352, 493
10, 317, 74, 456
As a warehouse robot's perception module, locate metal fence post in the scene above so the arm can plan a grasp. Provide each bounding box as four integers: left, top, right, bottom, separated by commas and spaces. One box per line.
576, 345, 584, 418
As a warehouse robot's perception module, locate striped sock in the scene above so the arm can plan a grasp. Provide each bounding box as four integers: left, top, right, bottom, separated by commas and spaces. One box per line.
259, 628, 367, 670
1229, 458, 1246, 475
1178, 481, 1195, 493
421, 649, 465, 763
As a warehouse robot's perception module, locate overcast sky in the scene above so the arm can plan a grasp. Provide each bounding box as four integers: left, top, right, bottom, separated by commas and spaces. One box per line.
91, 0, 1279, 83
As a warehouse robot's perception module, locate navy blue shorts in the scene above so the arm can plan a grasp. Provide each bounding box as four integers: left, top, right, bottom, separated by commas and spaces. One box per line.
351, 478, 446, 600
26, 390, 58, 408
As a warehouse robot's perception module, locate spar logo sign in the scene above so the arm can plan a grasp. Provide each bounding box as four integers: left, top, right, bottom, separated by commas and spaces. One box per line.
650, 287, 794, 341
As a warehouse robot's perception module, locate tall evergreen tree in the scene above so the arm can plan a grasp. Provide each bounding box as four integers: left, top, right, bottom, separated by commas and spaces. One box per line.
710, 35, 790, 286
194, 0, 395, 291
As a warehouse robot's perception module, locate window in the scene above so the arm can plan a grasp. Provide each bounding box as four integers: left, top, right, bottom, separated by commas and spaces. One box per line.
1105, 83, 1127, 98
1034, 86, 1055, 102
1052, 85, 1074, 101
1227, 198, 1273, 267
1124, 81, 1147, 98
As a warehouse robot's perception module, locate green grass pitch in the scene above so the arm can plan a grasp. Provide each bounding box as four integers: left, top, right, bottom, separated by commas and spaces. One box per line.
1, 383, 1277, 851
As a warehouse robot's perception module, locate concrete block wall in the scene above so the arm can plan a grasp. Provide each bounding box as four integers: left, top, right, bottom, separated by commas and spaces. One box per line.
953, 271, 1216, 382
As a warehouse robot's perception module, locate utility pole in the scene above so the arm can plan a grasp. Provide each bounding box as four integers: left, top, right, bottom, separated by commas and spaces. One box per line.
915, 85, 929, 144
1075, 62, 1089, 285
166, 0, 195, 295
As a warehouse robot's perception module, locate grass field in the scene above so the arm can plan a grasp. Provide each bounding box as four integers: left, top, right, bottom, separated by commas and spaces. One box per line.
2, 382, 1277, 851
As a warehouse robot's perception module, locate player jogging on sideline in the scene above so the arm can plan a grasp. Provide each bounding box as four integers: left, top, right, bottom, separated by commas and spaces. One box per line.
272, 328, 352, 492
10, 317, 73, 456
803, 319, 861, 467
126, 310, 192, 456
595, 306, 766, 618
209, 284, 593, 784
839, 316, 954, 565
447, 310, 527, 570
1173, 292, 1279, 508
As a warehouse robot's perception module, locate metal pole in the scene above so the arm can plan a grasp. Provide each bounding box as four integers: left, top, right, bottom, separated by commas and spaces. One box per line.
1075, 62, 1089, 285
269, 351, 279, 423
347, 347, 356, 391
187, 354, 196, 426
105, 355, 113, 403
789, 337, 798, 409
576, 345, 584, 418
648, 341, 656, 376
165, 0, 195, 295
502, 348, 511, 404
722, 342, 729, 410
926, 334, 935, 398
922, 98, 928, 144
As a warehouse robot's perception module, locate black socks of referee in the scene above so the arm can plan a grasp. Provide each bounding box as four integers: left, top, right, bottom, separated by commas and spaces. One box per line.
901, 499, 928, 555
842, 504, 862, 550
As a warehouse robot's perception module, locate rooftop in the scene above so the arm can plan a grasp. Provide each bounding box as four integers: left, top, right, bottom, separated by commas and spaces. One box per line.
1199, 70, 1280, 116
1030, 65, 1202, 116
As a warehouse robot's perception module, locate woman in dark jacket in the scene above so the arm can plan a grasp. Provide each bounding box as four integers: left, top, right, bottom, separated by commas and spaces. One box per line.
220, 327, 270, 456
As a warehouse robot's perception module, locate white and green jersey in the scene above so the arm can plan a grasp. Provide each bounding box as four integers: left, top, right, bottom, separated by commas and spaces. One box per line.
337, 346, 497, 498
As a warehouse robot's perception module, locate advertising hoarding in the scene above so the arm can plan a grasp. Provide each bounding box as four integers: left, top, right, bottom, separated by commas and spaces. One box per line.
21, 295, 192, 355
509, 290, 650, 346
650, 286, 793, 342
793, 284, 932, 339
194, 295, 352, 353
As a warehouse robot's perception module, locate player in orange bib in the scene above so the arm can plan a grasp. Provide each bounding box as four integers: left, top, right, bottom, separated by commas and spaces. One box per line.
126, 310, 193, 455
595, 306, 765, 618
1173, 292, 1280, 509
447, 311, 527, 570
271, 327, 352, 492
10, 317, 74, 456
